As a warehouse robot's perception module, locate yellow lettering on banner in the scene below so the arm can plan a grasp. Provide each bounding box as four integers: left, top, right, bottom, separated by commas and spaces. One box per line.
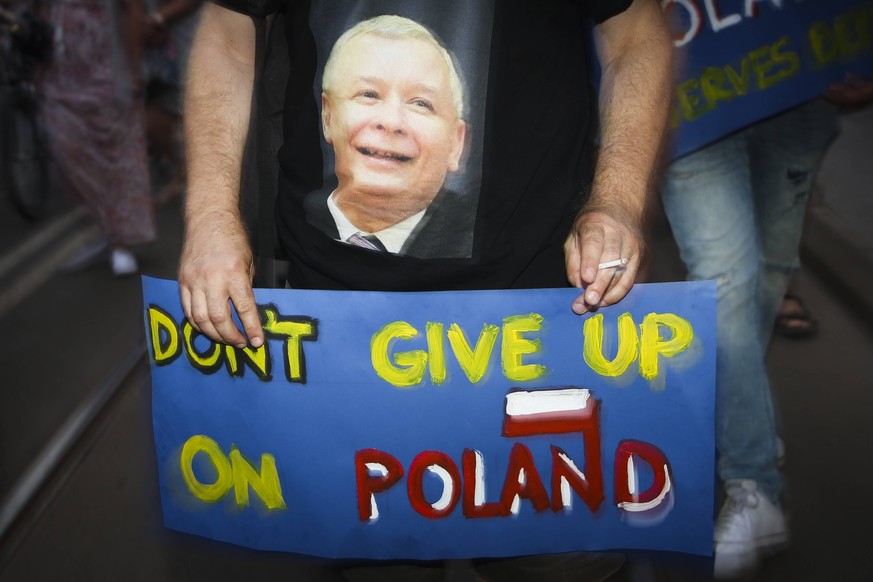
447, 322, 500, 384
750, 36, 799, 91
809, 7, 873, 66
147, 305, 180, 365
224, 345, 239, 374
262, 307, 317, 383
724, 58, 752, 96
179, 435, 287, 511
639, 313, 694, 380
501, 314, 547, 382
183, 321, 223, 372
371, 321, 427, 387
373, 317, 546, 386
426, 322, 447, 384
675, 36, 800, 123
809, 21, 839, 65
583, 313, 639, 377
229, 447, 287, 510
180, 435, 233, 503
835, 9, 873, 55
223, 344, 271, 380
676, 78, 709, 121
147, 305, 272, 378
700, 67, 736, 109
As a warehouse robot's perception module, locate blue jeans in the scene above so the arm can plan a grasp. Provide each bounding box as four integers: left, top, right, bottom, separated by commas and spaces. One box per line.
661, 100, 839, 503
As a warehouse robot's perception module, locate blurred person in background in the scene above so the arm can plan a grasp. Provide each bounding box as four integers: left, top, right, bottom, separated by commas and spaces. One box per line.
40, 0, 155, 276
1, 0, 52, 219
774, 74, 873, 340
662, 71, 873, 576
144, 0, 203, 202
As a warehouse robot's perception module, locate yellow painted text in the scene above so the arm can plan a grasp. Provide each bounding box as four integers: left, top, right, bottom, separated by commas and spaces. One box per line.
179, 435, 286, 511
371, 314, 547, 387
584, 312, 693, 380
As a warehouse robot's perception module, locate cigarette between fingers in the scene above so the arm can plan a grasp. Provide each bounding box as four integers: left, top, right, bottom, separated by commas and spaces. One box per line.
598, 258, 629, 270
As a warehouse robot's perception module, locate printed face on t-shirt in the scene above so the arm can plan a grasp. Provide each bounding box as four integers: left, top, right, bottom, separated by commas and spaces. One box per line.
321, 33, 467, 233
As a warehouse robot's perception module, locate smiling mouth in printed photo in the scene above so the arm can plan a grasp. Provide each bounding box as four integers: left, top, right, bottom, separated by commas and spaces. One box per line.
358, 146, 413, 163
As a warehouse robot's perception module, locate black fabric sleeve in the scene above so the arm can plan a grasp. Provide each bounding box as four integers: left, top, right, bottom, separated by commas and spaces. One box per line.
211, 0, 282, 18
583, 0, 634, 24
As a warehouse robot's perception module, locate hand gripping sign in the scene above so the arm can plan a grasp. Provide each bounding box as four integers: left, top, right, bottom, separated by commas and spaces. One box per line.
142, 277, 716, 559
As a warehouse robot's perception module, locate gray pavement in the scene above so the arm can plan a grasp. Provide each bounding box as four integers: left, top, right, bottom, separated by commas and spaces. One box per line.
0, 106, 871, 580
817, 106, 873, 254
0, 194, 183, 546
802, 105, 873, 325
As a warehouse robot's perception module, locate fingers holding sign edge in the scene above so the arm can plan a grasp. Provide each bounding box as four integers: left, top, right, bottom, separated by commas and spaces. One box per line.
179, 278, 264, 350
565, 209, 645, 315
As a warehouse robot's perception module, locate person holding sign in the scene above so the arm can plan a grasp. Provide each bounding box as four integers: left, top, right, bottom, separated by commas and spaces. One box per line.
178, 0, 672, 350
177, 0, 673, 578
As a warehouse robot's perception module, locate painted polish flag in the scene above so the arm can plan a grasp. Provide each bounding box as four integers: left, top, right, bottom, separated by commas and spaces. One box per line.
502, 388, 597, 437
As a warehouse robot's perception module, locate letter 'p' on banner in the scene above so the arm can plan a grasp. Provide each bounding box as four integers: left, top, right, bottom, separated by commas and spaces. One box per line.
142, 277, 717, 560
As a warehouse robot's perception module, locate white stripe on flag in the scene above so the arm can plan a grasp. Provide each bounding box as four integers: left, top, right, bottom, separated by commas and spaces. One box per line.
505, 388, 590, 417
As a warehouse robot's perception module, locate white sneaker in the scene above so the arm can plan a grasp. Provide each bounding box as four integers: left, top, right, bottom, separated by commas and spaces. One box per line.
713, 480, 788, 579
110, 248, 138, 276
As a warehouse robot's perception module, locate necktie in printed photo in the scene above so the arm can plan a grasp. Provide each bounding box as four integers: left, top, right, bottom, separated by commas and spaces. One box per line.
347, 233, 388, 253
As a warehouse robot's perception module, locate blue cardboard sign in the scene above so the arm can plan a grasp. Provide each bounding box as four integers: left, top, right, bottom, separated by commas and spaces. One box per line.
669, 0, 873, 157
143, 277, 716, 559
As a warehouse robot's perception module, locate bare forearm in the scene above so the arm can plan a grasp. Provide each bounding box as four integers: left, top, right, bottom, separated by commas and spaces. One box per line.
179, 4, 262, 349
183, 4, 255, 233
565, 0, 673, 314
588, 0, 673, 223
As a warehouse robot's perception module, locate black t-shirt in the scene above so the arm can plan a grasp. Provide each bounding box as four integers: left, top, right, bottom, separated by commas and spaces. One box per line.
215, 0, 632, 292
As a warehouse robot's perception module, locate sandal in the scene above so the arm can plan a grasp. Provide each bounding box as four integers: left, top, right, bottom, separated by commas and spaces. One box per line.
775, 293, 819, 338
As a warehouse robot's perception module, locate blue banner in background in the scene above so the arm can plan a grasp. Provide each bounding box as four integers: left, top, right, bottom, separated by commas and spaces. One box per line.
668, 0, 873, 157
143, 277, 717, 559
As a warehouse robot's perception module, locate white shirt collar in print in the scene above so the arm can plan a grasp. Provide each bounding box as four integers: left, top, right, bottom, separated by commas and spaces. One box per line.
327, 191, 426, 254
